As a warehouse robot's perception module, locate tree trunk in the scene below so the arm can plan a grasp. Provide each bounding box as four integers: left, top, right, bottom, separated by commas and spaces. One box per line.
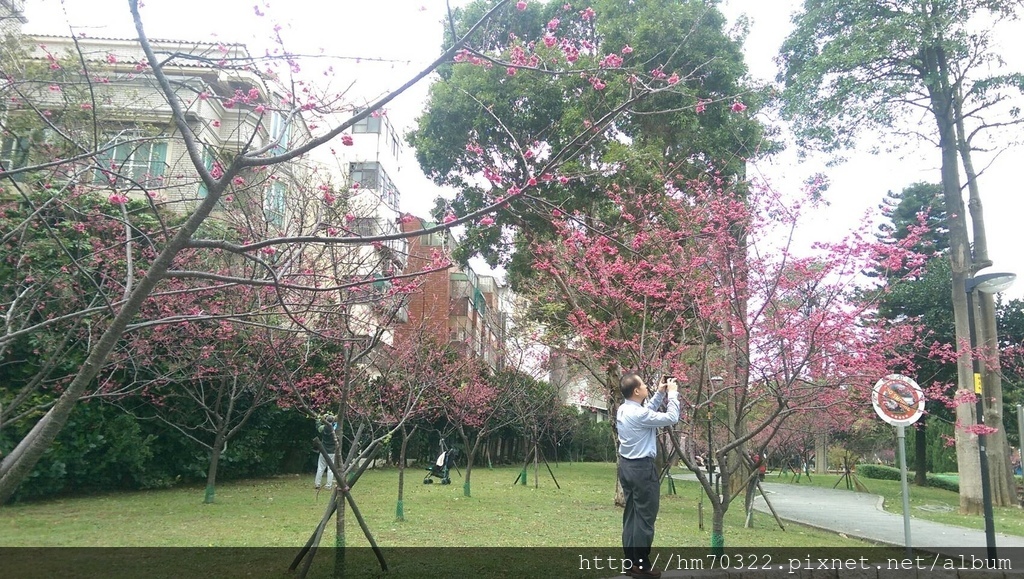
980, 294, 1016, 505
815, 430, 828, 475
954, 87, 1016, 507
924, 49, 981, 515
204, 429, 227, 504
711, 503, 726, 554
395, 424, 414, 521
457, 427, 476, 497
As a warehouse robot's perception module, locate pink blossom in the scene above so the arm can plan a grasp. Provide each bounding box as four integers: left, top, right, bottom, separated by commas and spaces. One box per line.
543, 34, 557, 48
48, 84, 61, 92
106, 54, 117, 64
516, 1, 527, 10
341, 134, 354, 146
260, 246, 276, 256
580, 6, 595, 20
108, 193, 129, 205
210, 163, 223, 179
80, 103, 93, 110
198, 92, 209, 100
527, 177, 538, 186
558, 176, 570, 184
211, 120, 221, 128
232, 176, 245, 185
479, 216, 495, 226
600, 53, 623, 68
344, 213, 356, 222
695, 99, 708, 114
667, 73, 679, 85
730, 101, 747, 113
547, 18, 560, 31
323, 191, 336, 204
507, 67, 517, 76
254, 105, 266, 114
621, 45, 633, 54
443, 213, 457, 224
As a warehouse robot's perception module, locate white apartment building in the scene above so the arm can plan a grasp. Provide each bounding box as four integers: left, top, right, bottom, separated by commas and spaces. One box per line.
1, 30, 407, 346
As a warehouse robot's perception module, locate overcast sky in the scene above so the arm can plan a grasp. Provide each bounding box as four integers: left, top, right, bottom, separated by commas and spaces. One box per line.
23, 0, 1024, 297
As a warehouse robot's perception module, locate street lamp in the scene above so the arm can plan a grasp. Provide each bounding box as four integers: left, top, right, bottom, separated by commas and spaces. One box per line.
965, 271, 1016, 564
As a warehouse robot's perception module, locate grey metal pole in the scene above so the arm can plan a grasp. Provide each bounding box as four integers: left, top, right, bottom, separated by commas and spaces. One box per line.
966, 287, 998, 563
897, 425, 912, 557
1017, 404, 1024, 474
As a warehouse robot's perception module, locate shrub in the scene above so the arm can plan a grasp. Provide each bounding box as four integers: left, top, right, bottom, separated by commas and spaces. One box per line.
924, 473, 959, 492
855, 463, 901, 480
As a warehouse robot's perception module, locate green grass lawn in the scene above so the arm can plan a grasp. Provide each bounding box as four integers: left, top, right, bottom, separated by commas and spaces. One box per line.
0, 462, 875, 549
769, 469, 1024, 536
1, 463, 926, 578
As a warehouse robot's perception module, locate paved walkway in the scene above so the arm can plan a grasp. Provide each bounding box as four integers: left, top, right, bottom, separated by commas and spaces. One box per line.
671, 471, 1024, 566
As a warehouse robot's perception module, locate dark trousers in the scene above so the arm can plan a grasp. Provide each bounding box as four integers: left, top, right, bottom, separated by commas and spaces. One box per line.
618, 456, 659, 570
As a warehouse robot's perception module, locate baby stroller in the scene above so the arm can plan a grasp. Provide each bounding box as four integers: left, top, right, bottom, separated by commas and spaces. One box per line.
423, 443, 459, 485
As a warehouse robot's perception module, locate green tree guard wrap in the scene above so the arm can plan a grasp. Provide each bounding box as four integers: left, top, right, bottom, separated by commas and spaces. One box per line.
519, 468, 527, 485
204, 484, 215, 504
463, 481, 471, 497
395, 500, 404, 521
711, 533, 724, 554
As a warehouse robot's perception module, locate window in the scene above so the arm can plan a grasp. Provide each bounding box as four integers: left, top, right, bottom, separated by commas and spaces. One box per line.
269, 112, 290, 155
0, 135, 31, 175
352, 112, 381, 134
95, 138, 167, 188
421, 230, 447, 247
349, 162, 379, 190
265, 180, 286, 226
348, 162, 399, 209
349, 217, 380, 237
197, 149, 214, 198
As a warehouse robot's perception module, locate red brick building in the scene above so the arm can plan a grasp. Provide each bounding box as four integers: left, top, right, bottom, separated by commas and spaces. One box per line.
396, 215, 506, 371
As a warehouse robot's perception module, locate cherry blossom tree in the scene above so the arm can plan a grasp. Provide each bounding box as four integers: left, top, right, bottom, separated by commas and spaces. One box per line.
106, 276, 302, 504
531, 165, 928, 549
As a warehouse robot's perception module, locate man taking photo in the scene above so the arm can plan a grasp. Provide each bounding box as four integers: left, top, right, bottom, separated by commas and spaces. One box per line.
617, 373, 680, 579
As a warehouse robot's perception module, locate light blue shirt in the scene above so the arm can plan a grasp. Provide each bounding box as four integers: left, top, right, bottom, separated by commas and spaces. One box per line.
616, 391, 680, 459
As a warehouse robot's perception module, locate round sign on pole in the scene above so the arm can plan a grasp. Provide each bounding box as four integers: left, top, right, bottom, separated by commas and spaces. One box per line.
872, 374, 925, 427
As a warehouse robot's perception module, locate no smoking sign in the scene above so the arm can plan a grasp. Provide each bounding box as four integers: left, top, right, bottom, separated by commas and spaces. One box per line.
871, 374, 925, 427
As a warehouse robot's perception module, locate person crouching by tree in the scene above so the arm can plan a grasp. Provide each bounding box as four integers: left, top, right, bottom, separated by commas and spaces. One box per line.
314, 414, 338, 490
617, 373, 680, 579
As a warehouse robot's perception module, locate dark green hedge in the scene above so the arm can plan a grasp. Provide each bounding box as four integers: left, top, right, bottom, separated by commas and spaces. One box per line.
855, 464, 902, 480
4, 401, 313, 503
924, 474, 959, 492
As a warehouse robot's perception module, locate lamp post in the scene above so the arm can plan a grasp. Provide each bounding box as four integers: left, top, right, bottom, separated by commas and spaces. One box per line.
965, 271, 1016, 564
